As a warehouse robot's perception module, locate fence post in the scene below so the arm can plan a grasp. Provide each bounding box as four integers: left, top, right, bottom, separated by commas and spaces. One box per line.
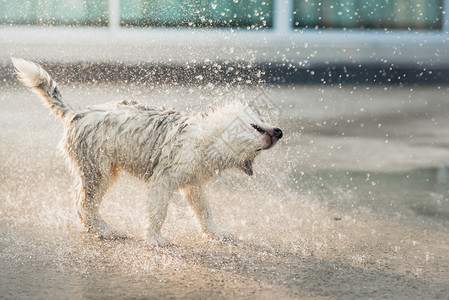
273, 0, 292, 34
109, 0, 121, 31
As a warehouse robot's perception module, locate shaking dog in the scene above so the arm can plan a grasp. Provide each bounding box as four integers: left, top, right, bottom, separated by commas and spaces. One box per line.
12, 58, 283, 246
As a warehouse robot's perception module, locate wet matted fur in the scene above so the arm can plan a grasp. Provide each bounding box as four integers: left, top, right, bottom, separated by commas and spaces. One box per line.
12, 58, 283, 246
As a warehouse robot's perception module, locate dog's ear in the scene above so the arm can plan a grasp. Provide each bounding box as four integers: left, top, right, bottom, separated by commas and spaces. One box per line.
239, 159, 254, 176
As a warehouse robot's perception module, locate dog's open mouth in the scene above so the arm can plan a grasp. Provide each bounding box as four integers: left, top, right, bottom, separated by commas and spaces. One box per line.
251, 123, 282, 151
263, 136, 278, 150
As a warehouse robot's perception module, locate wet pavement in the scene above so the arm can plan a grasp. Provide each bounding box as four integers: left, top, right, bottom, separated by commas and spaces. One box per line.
1, 83, 449, 298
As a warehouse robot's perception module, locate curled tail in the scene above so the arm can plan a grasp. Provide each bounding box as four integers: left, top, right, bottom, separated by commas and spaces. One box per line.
12, 58, 73, 119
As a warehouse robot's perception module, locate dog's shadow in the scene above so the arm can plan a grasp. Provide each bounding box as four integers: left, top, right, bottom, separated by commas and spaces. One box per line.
135, 238, 445, 298
76, 233, 447, 298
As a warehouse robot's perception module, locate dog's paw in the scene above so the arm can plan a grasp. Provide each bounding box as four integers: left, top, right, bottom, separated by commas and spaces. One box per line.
148, 234, 172, 247
205, 227, 235, 242
98, 228, 127, 240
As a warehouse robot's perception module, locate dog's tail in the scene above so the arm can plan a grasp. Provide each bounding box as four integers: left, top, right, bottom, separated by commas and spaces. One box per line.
12, 58, 73, 119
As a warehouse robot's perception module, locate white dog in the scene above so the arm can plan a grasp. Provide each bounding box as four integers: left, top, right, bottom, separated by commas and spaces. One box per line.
12, 58, 283, 246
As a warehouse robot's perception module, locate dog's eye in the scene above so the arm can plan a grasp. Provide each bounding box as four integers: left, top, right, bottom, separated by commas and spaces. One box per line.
251, 123, 266, 134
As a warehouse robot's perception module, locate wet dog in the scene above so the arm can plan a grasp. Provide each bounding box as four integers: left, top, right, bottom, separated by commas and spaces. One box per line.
12, 58, 283, 246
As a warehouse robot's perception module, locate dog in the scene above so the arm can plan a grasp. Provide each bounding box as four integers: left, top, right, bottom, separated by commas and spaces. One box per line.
12, 58, 283, 246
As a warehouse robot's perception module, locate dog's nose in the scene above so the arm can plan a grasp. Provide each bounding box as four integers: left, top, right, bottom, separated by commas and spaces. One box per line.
273, 128, 283, 139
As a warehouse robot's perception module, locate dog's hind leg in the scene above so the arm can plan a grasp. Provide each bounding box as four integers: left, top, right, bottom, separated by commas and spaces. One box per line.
74, 164, 124, 240
182, 186, 233, 241
146, 178, 175, 247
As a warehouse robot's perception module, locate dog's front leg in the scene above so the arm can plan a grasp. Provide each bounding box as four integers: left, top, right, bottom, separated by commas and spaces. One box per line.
147, 179, 174, 247
182, 186, 233, 241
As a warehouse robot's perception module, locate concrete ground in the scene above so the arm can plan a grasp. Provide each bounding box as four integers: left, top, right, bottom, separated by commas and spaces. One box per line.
1, 82, 448, 298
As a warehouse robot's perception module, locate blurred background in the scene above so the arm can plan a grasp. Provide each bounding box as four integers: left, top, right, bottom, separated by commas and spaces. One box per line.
0, 0, 448, 84
1, 1, 449, 299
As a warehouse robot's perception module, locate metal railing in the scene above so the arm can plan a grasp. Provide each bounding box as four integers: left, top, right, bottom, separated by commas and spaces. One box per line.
0, 0, 448, 67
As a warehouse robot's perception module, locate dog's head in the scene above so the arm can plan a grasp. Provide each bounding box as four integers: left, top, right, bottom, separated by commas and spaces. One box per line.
200, 101, 283, 175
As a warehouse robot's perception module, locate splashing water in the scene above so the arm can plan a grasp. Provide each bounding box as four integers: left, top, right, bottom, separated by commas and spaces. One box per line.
1, 82, 448, 298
